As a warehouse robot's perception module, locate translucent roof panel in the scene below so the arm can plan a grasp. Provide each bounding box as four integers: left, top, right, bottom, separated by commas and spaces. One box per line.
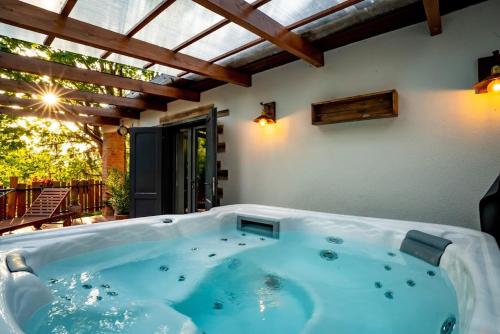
69, 0, 163, 34
0, 23, 46, 44
148, 64, 184, 77
259, 0, 348, 27
20, 0, 66, 13
134, 0, 224, 51
182, 22, 259, 61
51, 38, 104, 58
106, 54, 149, 69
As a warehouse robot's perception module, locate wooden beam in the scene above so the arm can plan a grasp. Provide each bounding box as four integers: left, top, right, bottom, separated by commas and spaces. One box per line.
0, 0, 251, 87
177, 0, 363, 77
143, 0, 271, 70
101, 0, 176, 59
0, 51, 199, 101
173, 0, 270, 52
0, 94, 139, 119
0, 77, 166, 111
159, 104, 229, 125
168, 0, 483, 104
43, 0, 78, 46
422, 0, 442, 36
0, 106, 119, 125
192, 0, 324, 67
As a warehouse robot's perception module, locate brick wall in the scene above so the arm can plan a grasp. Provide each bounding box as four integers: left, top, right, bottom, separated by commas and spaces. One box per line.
102, 131, 125, 215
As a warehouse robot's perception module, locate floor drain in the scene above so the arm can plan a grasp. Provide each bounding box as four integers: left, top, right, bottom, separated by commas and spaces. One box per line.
106, 291, 118, 296
374, 281, 383, 289
384, 291, 394, 299
384, 265, 392, 271
427, 270, 436, 277
82, 284, 92, 289
159, 265, 169, 271
178, 275, 186, 282
320, 250, 338, 261
387, 252, 396, 257
441, 315, 456, 334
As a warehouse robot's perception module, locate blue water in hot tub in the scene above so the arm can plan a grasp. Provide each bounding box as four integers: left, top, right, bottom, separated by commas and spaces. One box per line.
23, 228, 459, 334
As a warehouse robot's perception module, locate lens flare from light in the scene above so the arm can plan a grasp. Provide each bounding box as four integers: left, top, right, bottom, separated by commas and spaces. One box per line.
489, 81, 500, 93
259, 118, 268, 127
41, 93, 58, 105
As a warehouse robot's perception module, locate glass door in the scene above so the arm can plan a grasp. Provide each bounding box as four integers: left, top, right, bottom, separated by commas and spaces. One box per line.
170, 108, 217, 213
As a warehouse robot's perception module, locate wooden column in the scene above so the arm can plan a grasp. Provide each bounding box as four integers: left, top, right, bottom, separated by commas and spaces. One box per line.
16, 183, 26, 217
88, 179, 95, 213
71, 180, 79, 205
6, 177, 18, 219
0, 185, 4, 220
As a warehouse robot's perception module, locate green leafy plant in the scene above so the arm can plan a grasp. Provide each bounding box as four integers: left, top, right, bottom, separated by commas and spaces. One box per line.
106, 169, 129, 215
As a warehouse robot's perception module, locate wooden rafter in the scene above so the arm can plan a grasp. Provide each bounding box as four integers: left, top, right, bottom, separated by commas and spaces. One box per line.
0, 94, 140, 119
193, 0, 324, 67
422, 0, 442, 36
0, 78, 166, 111
0, 51, 199, 101
177, 0, 363, 78
43, 0, 78, 46
101, 0, 176, 59
168, 0, 482, 105
0, 0, 251, 87
0, 106, 119, 125
143, 0, 271, 70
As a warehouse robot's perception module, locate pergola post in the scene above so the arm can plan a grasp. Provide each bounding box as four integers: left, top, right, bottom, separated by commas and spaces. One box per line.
102, 129, 126, 217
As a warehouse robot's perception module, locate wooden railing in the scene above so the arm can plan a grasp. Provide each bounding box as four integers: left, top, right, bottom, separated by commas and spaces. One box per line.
0, 177, 104, 220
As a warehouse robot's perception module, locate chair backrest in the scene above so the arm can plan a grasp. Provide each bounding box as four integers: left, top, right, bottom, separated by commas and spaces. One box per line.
23, 188, 70, 217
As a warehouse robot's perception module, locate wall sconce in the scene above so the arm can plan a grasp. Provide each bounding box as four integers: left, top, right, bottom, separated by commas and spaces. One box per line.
474, 50, 500, 94
253, 102, 276, 127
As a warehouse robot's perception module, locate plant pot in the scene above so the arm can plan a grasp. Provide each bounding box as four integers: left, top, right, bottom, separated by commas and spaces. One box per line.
114, 214, 129, 220
103, 205, 114, 218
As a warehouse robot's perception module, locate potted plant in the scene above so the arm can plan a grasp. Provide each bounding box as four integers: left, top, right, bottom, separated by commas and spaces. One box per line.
106, 168, 129, 220
102, 199, 114, 218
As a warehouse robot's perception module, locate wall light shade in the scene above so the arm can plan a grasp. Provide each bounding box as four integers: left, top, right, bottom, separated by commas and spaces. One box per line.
474, 50, 500, 94
253, 102, 276, 127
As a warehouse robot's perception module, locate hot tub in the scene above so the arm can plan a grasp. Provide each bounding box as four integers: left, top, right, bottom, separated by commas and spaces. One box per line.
0, 205, 498, 333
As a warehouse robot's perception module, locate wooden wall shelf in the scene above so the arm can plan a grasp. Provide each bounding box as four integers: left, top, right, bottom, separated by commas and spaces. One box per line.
311, 90, 398, 125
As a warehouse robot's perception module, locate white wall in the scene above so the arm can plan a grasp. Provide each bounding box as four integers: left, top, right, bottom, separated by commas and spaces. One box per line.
139, 0, 500, 230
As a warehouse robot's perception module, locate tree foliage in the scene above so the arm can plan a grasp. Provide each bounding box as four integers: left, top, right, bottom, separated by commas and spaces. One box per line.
0, 35, 156, 186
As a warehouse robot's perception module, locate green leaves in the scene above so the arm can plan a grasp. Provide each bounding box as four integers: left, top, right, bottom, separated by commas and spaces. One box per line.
105, 168, 129, 215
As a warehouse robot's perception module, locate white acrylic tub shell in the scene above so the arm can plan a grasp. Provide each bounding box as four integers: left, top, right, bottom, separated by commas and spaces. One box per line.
0, 205, 498, 334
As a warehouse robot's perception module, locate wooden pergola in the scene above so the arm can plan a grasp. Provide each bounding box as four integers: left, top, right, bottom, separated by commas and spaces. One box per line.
0, 0, 484, 126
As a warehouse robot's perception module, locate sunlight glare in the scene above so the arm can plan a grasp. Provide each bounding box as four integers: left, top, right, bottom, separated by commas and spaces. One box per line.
42, 92, 59, 105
